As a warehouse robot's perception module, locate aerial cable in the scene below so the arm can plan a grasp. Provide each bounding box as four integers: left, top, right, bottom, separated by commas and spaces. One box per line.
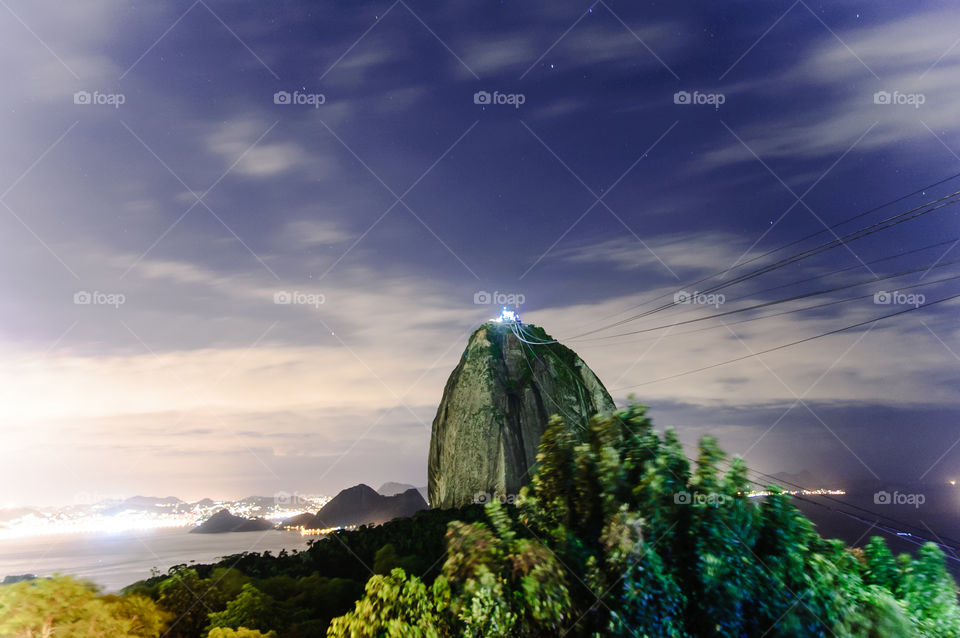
613, 290, 960, 389
571, 171, 960, 335
568, 188, 960, 340
577, 258, 960, 341
573, 190, 960, 338
581, 271, 960, 350
634, 237, 960, 326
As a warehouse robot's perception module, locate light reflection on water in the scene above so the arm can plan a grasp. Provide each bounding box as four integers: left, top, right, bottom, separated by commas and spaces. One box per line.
0, 527, 317, 592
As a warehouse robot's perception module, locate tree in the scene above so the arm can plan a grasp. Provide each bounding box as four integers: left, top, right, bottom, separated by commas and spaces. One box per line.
326, 568, 452, 638
901, 543, 960, 637
601, 510, 687, 637
0, 575, 168, 637
205, 584, 280, 635
157, 567, 233, 638
443, 501, 570, 637
861, 536, 900, 592
683, 439, 759, 636
207, 628, 277, 638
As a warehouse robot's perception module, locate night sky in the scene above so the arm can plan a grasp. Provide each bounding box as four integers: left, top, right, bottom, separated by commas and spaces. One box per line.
2, 0, 959, 505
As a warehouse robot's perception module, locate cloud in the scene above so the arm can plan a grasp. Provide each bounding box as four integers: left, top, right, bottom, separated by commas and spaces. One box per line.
460, 17, 683, 79
279, 219, 354, 248
205, 119, 336, 178
463, 34, 539, 76
555, 231, 771, 279
701, 8, 960, 166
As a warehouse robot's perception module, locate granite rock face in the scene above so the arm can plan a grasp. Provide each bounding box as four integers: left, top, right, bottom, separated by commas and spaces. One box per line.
428, 322, 615, 509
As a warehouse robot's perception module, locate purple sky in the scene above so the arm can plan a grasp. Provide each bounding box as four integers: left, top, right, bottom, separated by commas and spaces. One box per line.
1, 0, 959, 505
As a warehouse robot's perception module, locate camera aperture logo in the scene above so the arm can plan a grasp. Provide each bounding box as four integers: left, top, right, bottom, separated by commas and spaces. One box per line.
474, 290, 525, 306
673, 90, 725, 110
874, 490, 925, 508
474, 491, 525, 505
274, 90, 326, 108
74, 90, 125, 108
74, 290, 126, 308
474, 90, 526, 109
274, 290, 325, 308
674, 491, 730, 506
873, 290, 924, 307
873, 90, 925, 109
674, 290, 725, 308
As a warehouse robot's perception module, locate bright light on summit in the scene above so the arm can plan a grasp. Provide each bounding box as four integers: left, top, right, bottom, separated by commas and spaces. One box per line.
495, 307, 520, 323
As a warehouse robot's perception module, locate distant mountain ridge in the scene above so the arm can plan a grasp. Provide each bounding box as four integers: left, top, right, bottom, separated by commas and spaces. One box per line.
377, 482, 428, 501
285, 484, 426, 529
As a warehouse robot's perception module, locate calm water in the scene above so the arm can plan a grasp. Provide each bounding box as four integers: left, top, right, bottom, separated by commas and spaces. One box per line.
0, 527, 317, 592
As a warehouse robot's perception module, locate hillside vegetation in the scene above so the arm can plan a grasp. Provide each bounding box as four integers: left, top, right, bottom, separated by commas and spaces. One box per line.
3, 404, 958, 637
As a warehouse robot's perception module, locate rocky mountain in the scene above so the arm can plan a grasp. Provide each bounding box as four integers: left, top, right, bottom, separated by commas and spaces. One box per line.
428, 321, 615, 509
190, 509, 275, 533
285, 484, 427, 529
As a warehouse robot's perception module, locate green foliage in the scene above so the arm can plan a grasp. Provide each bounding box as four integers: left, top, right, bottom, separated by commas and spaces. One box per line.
206, 584, 280, 635
156, 567, 237, 638
32, 404, 958, 638
862, 535, 900, 592
444, 501, 570, 636
842, 585, 914, 637
601, 509, 687, 637
372, 543, 422, 576
0, 575, 169, 637
329, 500, 570, 638
207, 628, 277, 638
122, 507, 486, 637
326, 568, 451, 638
901, 543, 960, 637
330, 402, 960, 637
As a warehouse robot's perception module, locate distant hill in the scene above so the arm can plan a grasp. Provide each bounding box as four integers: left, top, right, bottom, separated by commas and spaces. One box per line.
377, 482, 428, 501
123, 495, 182, 507
377, 482, 416, 496
190, 509, 275, 534
100, 495, 185, 516
286, 484, 426, 529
